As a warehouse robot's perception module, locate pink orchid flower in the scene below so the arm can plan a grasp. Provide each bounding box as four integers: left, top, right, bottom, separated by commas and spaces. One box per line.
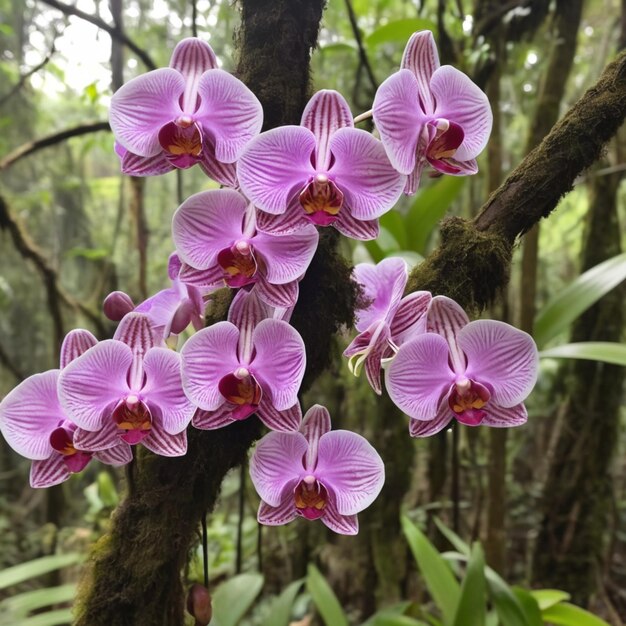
386, 296, 539, 437
372, 31, 492, 194
249, 404, 385, 535
0, 330, 131, 488
109, 38, 262, 182
58, 313, 195, 457
344, 258, 431, 394
173, 189, 319, 308
237, 89, 406, 240
181, 288, 305, 432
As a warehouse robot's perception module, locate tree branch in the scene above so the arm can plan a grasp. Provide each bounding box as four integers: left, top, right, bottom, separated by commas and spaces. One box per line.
38, 0, 156, 70
344, 0, 378, 93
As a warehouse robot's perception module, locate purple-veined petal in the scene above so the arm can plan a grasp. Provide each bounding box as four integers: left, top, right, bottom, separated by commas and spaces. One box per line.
353, 258, 408, 332
121, 150, 174, 176
315, 430, 384, 516
74, 422, 119, 451
237, 126, 316, 214
329, 128, 406, 220
114, 312, 159, 390
253, 225, 318, 284
404, 157, 427, 195
458, 320, 538, 407
169, 253, 182, 279
180, 321, 241, 411
409, 392, 453, 437
254, 279, 299, 309
60, 329, 98, 369
386, 333, 455, 420
110, 68, 185, 157
173, 189, 247, 270
30, 456, 71, 488
195, 69, 263, 163
228, 288, 273, 330
103, 291, 135, 322
58, 340, 132, 431
401, 30, 439, 115
321, 499, 359, 535
179, 263, 225, 288
169, 38, 218, 113
363, 325, 392, 395
333, 211, 379, 241
390, 291, 432, 346
95, 442, 133, 466
429, 65, 492, 162
250, 319, 305, 411
200, 151, 238, 188
142, 348, 194, 435
482, 402, 528, 428
255, 204, 311, 236
166, 298, 196, 336
301, 90, 353, 171
257, 498, 298, 526
426, 295, 469, 374
372, 70, 423, 175
142, 423, 187, 457
192, 405, 235, 430
0, 370, 64, 460
300, 404, 332, 473
257, 398, 302, 432
428, 155, 478, 176
249, 431, 308, 506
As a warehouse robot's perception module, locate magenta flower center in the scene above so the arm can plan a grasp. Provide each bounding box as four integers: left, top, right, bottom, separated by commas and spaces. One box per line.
218, 368, 262, 420
158, 119, 203, 168
448, 378, 490, 426
49, 426, 92, 473
299, 174, 344, 226
112, 395, 152, 444
426, 119, 464, 162
217, 241, 259, 287
294, 475, 328, 520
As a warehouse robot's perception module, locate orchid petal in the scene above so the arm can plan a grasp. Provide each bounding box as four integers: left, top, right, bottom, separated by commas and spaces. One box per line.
401, 31, 439, 115
258, 498, 298, 526
199, 151, 238, 188
237, 127, 316, 214
426, 295, 469, 374
109, 68, 184, 157
409, 392, 453, 437
0, 370, 64, 460
386, 333, 455, 420
250, 319, 305, 411
192, 405, 235, 430
390, 291, 432, 346
430, 65, 492, 162
58, 340, 132, 431
195, 69, 263, 163
428, 156, 478, 176
142, 423, 187, 457
254, 279, 299, 309
257, 398, 302, 432
300, 404, 332, 473
74, 422, 119, 451
180, 321, 241, 411
142, 348, 194, 435
372, 70, 423, 175
95, 443, 133, 466
458, 320, 538, 407
301, 90, 353, 171
113, 312, 159, 390
330, 128, 405, 220
321, 500, 358, 535
173, 189, 247, 270
60, 329, 98, 369
228, 289, 273, 330
250, 431, 308, 506
363, 325, 391, 395
121, 151, 174, 176
179, 263, 225, 288
315, 430, 384, 515
482, 402, 528, 428
30, 456, 71, 488
404, 159, 426, 195
255, 204, 311, 236
253, 225, 318, 284
333, 211, 379, 241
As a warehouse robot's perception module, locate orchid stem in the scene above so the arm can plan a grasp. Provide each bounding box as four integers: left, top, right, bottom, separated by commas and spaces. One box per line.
125, 451, 136, 497
236, 463, 245, 574
201, 511, 209, 588
353, 110, 372, 124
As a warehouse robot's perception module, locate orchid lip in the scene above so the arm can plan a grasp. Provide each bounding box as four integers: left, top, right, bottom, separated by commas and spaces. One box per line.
294, 477, 328, 520
112, 396, 152, 445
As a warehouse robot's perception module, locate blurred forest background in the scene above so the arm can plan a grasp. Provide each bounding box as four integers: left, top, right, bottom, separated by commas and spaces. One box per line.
0, 0, 625, 625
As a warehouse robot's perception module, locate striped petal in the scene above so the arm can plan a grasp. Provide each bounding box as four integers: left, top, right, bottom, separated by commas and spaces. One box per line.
408, 393, 453, 438
389, 291, 432, 346
257, 399, 302, 433
30, 456, 71, 488
142, 423, 187, 457
482, 402, 528, 428
254, 279, 299, 309
321, 499, 358, 535
401, 30, 439, 115
120, 150, 174, 176
300, 404, 332, 472
426, 295, 469, 374
333, 211, 379, 241
74, 422, 119, 451
95, 443, 133, 466
192, 405, 234, 430
258, 497, 298, 526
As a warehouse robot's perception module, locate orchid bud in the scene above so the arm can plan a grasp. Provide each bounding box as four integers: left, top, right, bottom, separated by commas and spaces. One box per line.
186, 583, 212, 626
103, 291, 134, 321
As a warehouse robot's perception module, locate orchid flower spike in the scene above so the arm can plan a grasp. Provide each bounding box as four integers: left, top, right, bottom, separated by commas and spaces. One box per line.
372, 31, 492, 194
343, 258, 431, 394
386, 296, 539, 437
0, 330, 131, 488
58, 313, 195, 457
249, 404, 385, 535
173, 189, 318, 308
237, 89, 406, 240
109, 38, 262, 183
181, 287, 305, 432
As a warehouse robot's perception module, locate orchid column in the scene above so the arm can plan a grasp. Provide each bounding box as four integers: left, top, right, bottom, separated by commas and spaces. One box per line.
72, 3, 358, 625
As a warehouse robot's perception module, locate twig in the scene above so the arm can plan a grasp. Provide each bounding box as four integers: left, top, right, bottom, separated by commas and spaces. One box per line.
38, 0, 157, 70
192, 0, 198, 38
236, 463, 245, 574
0, 122, 110, 171
344, 0, 378, 92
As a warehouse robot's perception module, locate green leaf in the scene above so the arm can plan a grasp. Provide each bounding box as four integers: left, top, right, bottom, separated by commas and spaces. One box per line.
260, 578, 304, 626
362, 613, 431, 626
365, 20, 437, 48
401, 516, 460, 625
307, 564, 349, 626
512, 588, 543, 626
540, 602, 610, 626
319, 42, 358, 53
533, 252, 626, 348
451, 543, 486, 626
210, 573, 264, 626
379, 211, 408, 250
0, 584, 75, 618
529, 589, 570, 611
433, 518, 469, 555
10, 608, 74, 626
0, 554, 82, 590
540, 342, 626, 367
406, 177, 466, 256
